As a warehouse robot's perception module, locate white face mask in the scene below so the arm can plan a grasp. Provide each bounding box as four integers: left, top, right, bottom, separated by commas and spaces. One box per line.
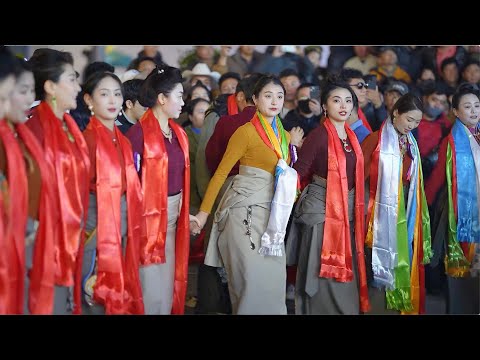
281, 45, 296, 54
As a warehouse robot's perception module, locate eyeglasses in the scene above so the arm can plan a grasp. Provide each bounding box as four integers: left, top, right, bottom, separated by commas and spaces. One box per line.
350, 82, 369, 90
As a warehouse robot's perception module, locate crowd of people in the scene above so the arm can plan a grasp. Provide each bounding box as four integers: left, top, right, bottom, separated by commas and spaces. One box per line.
0, 44, 479, 315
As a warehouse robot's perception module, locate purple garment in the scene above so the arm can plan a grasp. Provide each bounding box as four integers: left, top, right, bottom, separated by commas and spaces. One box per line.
294, 123, 357, 190
126, 122, 185, 195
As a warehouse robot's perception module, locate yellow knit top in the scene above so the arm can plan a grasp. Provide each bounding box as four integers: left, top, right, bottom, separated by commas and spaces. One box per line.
199, 122, 290, 214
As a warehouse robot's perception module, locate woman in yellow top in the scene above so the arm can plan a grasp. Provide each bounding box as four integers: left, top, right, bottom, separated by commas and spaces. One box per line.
193, 75, 302, 314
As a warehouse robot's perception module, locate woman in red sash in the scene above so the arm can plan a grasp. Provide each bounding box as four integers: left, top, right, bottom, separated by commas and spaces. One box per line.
81, 72, 144, 315
26, 48, 90, 315
0, 45, 19, 314
0, 58, 57, 314
193, 75, 301, 314
286, 78, 370, 314
126, 65, 191, 315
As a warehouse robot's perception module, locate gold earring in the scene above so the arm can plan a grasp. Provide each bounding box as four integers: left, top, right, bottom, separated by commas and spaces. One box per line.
52, 95, 57, 111
88, 105, 94, 116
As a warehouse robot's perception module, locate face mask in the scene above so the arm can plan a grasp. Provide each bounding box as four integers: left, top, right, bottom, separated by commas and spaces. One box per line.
297, 99, 311, 114
424, 104, 443, 119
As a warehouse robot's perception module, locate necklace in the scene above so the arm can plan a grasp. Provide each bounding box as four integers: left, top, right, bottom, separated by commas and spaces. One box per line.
161, 126, 172, 143
340, 137, 352, 153
61, 121, 75, 142
472, 124, 480, 144
399, 134, 408, 156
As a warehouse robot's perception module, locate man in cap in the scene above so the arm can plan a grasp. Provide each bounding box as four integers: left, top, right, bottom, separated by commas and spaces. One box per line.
383, 80, 409, 114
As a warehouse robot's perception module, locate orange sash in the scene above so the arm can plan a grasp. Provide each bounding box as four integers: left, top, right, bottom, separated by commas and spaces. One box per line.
322, 119, 370, 312
16, 123, 56, 314
30, 102, 90, 314
0, 121, 27, 314
86, 117, 144, 314
140, 109, 190, 314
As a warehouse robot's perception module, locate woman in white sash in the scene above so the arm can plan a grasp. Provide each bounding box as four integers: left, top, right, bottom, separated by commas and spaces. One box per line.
362, 93, 432, 314
192, 75, 302, 314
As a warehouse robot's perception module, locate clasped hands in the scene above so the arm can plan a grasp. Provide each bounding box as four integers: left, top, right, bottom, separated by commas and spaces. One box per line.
189, 211, 208, 236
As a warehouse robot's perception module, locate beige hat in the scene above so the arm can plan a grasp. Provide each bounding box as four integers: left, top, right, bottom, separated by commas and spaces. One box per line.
182, 62, 221, 83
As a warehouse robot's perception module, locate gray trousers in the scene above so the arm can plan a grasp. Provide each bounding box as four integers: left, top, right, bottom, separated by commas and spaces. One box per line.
139, 192, 181, 315
81, 193, 128, 315
23, 219, 74, 315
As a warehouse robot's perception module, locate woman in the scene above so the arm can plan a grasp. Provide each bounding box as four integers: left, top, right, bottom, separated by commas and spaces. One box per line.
0, 45, 17, 314
126, 64, 191, 315
193, 75, 301, 315
362, 93, 432, 315
286, 79, 370, 315
185, 97, 210, 215
26, 48, 90, 315
81, 72, 144, 315
425, 83, 480, 314
0, 58, 57, 314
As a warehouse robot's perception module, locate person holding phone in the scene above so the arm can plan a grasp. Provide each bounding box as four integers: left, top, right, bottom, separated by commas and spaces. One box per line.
340, 68, 388, 132
283, 83, 322, 136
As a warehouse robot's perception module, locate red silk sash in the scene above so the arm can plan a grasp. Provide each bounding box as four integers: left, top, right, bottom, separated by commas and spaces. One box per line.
322, 119, 370, 312
0, 189, 6, 313
85, 117, 144, 314
227, 93, 239, 116
140, 109, 190, 314
16, 123, 56, 314
0, 121, 27, 314
358, 107, 373, 132
31, 102, 90, 314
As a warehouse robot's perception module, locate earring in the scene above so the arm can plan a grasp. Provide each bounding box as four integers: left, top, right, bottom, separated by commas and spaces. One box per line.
88, 105, 94, 116
52, 95, 57, 111
323, 108, 327, 117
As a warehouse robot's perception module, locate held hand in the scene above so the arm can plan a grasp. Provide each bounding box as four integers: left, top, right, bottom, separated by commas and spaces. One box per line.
189, 214, 201, 236
189, 214, 201, 227
195, 211, 209, 230
289, 126, 304, 147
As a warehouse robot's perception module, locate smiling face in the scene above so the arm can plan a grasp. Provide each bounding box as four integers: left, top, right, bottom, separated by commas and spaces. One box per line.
453, 93, 480, 128
253, 82, 284, 121
323, 87, 354, 123
85, 76, 123, 123
392, 109, 423, 135
6, 70, 35, 123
